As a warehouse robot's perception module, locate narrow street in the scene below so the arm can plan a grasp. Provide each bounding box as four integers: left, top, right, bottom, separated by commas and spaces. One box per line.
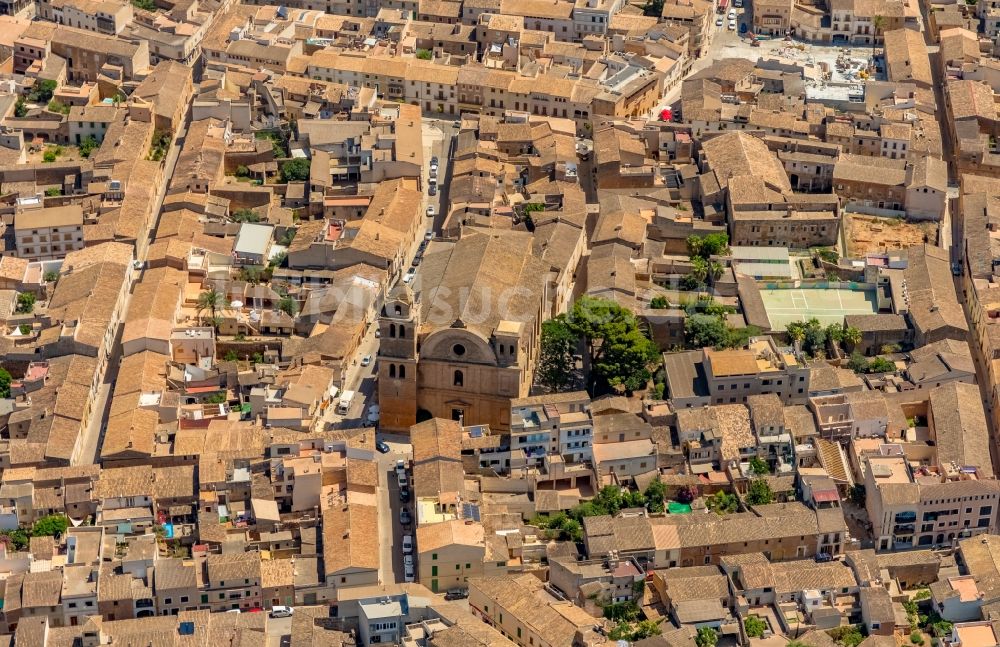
74, 116, 190, 466
376, 435, 413, 586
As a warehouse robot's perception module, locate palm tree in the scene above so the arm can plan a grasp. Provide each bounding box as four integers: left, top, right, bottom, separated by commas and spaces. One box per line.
872, 14, 885, 58
843, 326, 863, 349
196, 287, 225, 328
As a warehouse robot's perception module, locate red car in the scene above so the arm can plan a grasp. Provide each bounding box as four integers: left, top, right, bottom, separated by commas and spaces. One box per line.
247, 607, 264, 613
659, 108, 673, 121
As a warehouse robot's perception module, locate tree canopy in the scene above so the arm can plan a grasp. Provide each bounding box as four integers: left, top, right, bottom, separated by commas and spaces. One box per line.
566, 296, 660, 394
745, 478, 775, 506
281, 158, 311, 182
537, 316, 577, 391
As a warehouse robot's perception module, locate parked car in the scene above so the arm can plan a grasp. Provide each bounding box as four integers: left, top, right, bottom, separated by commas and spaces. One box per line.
399, 487, 410, 502
270, 606, 294, 618
400, 508, 412, 525
426, 205, 435, 217
727, 8, 736, 18
360, 355, 372, 367
404, 563, 415, 583
728, 18, 736, 29
425, 230, 434, 241
374, 328, 381, 338
395, 459, 406, 472
247, 607, 263, 613
402, 535, 414, 554
715, 15, 723, 26
403, 269, 416, 284
444, 588, 469, 601
403, 554, 414, 567
428, 184, 436, 196
376, 440, 391, 454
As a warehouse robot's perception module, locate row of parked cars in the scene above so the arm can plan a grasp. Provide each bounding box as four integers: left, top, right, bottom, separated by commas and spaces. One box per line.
396, 460, 417, 583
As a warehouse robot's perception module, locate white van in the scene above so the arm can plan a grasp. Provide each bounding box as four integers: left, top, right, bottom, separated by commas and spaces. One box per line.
270, 606, 294, 618
336, 390, 356, 415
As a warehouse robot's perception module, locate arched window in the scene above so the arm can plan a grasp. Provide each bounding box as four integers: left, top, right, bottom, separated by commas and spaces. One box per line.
454, 370, 464, 387
389, 364, 396, 378
399, 326, 405, 339
394, 305, 402, 315
399, 365, 406, 379
389, 323, 396, 338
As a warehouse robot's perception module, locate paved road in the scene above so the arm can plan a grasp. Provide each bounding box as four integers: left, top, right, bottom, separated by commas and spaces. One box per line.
265, 614, 292, 647
73, 116, 190, 466
377, 436, 414, 585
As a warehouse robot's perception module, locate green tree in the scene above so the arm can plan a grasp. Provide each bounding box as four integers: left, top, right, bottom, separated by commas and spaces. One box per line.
196, 287, 225, 326
843, 326, 862, 348
18, 324, 30, 336
642, 0, 665, 15
235, 165, 250, 177
848, 351, 870, 373
0, 367, 11, 398
47, 99, 70, 115
132, 0, 156, 9
32, 514, 69, 537
687, 233, 729, 259
685, 313, 729, 349
745, 615, 768, 638
567, 296, 660, 394
278, 295, 298, 317
78, 135, 99, 159
603, 600, 640, 623
749, 457, 769, 476
649, 295, 670, 309
0, 528, 28, 550
224, 350, 238, 362
204, 392, 227, 404
16, 292, 36, 314
281, 158, 311, 182
868, 357, 897, 373
632, 620, 662, 640
231, 208, 260, 223
43, 271, 58, 283
416, 48, 433, 60
28, 79, 57, 103
826, 323, 844, 344
538, 315, 576, 391
696, 627, 718, 647
684, 256, 709, 288
42, 149, 57, 163
707, 491, 738, 514
745, 478, 774, 506
14, 97, 26, 118
849, 484, 866, 506
645, 478, 667, 513
828, 625, 865, 647
44, 187, 62, 197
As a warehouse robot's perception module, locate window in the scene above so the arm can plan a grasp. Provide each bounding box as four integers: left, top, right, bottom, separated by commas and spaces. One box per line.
399, 365, 405, 379
454, 370, 464, 387
432, 566, 438, 576
389, 365, 396, 378
453, 343, 465, 356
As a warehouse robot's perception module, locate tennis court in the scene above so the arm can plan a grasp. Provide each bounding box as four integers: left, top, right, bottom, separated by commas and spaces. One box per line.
759, 286, 879, 329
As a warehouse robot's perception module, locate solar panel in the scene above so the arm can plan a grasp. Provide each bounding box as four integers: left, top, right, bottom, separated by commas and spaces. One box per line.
462, 503, 481, 522
178, 622, 195, 636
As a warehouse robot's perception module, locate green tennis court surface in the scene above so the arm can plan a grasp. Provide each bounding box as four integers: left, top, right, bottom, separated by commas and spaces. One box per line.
760, 287, 878, 329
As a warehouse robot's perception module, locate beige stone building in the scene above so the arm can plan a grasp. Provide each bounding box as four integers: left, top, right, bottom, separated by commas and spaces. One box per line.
14, 204, 85, 261
752, 0, 793, 36
378, 229, 549, 433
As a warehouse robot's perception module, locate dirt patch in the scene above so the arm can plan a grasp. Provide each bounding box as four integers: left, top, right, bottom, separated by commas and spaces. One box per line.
846, 214, 937, 257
